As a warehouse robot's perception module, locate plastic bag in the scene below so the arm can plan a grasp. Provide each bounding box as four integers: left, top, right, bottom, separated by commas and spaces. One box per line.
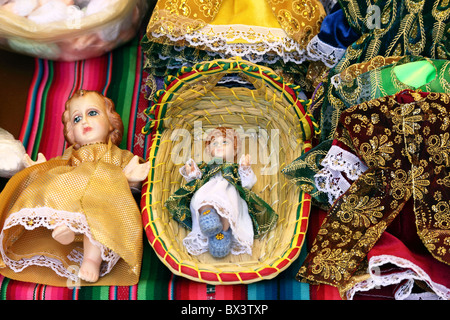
0, 0, 148, 61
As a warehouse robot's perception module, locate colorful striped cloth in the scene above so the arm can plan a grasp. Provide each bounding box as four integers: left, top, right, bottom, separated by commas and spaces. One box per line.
0, 30, 341, 300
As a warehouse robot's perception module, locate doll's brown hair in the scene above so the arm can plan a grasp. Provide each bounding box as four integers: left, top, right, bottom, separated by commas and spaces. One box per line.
62, 90, 124, 148
205, 127, 242, 162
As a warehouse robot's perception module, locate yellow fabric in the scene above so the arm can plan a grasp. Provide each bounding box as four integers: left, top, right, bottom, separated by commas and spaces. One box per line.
0, 141, 143, 287
147, 0, 325, 49
212, 0, 280, 28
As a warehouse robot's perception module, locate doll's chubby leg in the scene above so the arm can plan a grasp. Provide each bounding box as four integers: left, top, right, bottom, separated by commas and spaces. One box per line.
52, 225, 75, 245
78, 235, 102, 283
52, 226, 102, 282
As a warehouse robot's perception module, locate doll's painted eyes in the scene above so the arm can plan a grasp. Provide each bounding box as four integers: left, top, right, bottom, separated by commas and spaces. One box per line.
212, 140, 229, 147
73, 110, 99, 124
73, 115, 82, 124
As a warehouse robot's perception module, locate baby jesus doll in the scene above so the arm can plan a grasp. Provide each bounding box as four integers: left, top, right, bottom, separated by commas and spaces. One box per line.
165, 127, 278, 258
0, 89, 150, 286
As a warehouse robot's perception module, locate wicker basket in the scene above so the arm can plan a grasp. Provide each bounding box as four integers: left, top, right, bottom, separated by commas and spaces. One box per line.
141, 58, 316, 285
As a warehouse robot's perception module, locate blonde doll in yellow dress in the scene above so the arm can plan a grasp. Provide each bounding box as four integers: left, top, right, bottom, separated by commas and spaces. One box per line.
0, 89, 150, 286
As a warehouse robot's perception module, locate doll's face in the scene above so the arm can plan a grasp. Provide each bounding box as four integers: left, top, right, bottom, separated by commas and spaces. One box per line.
209, 135, 235, 162
68, 93, 112, 146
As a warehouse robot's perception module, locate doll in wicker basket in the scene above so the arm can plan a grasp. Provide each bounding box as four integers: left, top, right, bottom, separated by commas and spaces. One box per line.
0, 89, 149, 286
165, 127, 277, 258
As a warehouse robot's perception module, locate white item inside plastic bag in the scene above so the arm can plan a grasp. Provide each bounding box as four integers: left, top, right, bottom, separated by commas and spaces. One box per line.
0, 0, 148, 61
0, 128, 26, 178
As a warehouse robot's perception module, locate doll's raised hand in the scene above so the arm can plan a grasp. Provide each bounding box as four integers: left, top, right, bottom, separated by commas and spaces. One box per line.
239, 154, 251, 167
184, 161, 197, 175
23, 153, 47, 168
123, 155, 151, 188
179, 159, 202, 182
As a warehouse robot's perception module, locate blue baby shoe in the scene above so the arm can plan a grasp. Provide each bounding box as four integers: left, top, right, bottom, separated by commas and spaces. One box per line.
198, 207, 222, 237
208, 229, 232, 258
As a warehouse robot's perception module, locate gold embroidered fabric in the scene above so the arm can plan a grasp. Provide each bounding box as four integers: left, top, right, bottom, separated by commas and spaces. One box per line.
298, 91, 450, 294
337, 56, 403, 84
0, 142, 143, 287
337, 0, 450, 68
147, 0, 325, 50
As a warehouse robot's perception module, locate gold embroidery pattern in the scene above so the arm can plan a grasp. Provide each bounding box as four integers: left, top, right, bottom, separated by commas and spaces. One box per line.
336, 194, 384, 228
391, 166, 430, 200
307, 248, 353, 282
391, 104, 423, 136
437, 173, 450, 187
359, 135, 394, 167
432, 200, 450, 229
195, 0, 222, 17
298, 91, 450, 290
428, 132, 450, 165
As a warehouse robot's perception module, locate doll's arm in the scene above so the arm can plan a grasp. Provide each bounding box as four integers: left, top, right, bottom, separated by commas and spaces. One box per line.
180, 158, 202, 182
239, 154, 257, 189
123, 155, 151, 189
23, 153, 47, 168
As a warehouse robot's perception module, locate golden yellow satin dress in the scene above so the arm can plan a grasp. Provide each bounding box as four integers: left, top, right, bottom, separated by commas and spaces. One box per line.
147, 0, 326, 59
0, 141, 143, 287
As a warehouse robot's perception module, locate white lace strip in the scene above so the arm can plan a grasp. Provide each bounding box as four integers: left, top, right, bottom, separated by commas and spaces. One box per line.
346, 254, 450, 300
306, 35, 346, 68
155, 49, 300, 66
150, 23, 307, 64
0, 207, 120, 282
315, 167, 351, 205
314, 145, 368, 204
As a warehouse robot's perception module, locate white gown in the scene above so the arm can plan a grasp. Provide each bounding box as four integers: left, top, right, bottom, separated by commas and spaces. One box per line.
180, 158, 257, 256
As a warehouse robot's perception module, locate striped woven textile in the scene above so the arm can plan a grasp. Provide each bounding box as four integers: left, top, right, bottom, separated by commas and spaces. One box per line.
0, 31, 340, 300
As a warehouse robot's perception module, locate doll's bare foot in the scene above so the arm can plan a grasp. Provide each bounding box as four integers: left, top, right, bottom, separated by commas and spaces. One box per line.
78, 235, 102, 283
79, 257, 102, 283
52, 225, 75, 245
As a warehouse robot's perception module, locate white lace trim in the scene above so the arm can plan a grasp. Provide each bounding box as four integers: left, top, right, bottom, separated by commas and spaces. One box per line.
321, 145, 368, 180
150, 23, 307, 64
346, 254, 450, 300
315, 167, 351, 205
306, 35, 346, 68
154, 49, 299, 67
0, 207, 120, 282
183, 232, 209, 256
314, 145, 368, 204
